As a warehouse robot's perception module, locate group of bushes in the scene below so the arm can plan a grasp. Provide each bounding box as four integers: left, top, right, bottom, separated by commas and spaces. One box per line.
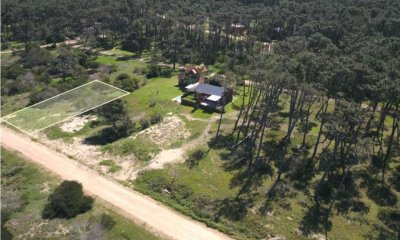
115, 73, 141, 92
146, 64, 172, 78
139, 113, 163, 130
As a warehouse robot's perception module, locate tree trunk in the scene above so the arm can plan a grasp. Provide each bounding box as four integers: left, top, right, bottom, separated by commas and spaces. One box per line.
381, 102, 399, 185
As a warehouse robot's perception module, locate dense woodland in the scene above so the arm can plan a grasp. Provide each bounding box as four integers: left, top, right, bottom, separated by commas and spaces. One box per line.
1, 0, 400, 239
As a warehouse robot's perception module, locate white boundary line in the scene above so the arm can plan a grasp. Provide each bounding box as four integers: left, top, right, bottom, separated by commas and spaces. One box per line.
0, 119, 33, 135
94, 79, 130, 94
1, 80, 130, 136
1, 80, 98, 118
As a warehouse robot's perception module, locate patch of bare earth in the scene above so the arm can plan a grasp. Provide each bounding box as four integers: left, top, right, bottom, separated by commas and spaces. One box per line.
39, 114, 214, 181
134, 115, 218, 177
133, 115, 191, 148
39, 135, 137, 181
60, 115, 97, 132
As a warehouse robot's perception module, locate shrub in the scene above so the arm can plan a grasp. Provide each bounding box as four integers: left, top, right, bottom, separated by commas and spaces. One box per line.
150, 113, 162, 125
115, 73, 140, 92
148, 176, 170, 193
99, 214, 116, 229
146, 64, 160, 78
160, 66, 172, 77
116, 73, 130, 81
42, 180, 94, 219
140, 118, 150, 130
186, 148, 206, 168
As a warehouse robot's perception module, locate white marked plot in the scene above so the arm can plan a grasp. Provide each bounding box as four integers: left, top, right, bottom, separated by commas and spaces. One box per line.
1, 80, 129, 134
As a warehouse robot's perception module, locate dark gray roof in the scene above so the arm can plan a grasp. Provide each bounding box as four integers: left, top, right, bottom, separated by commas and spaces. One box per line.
195, 83, 225, 96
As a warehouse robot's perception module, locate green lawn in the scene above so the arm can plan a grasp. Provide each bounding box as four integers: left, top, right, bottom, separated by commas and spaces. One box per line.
1, 147, 159, 240
123, 75, 215, 120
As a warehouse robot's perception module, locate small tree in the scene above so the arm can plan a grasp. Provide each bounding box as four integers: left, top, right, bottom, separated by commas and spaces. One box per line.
42, 180, 93, 219
97, 99, 135, 139
115, 73, 140, 92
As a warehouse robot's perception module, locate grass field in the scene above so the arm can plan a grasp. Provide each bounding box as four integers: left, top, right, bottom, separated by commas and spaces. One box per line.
1, 147, 159, 240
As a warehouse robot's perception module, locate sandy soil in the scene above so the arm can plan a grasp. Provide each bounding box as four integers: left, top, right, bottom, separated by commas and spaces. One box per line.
1, 126, 232, 240
39, 135, 137, 181
133, 115, 191, 148
134, 115, 219, 177
60, 115, 97, 133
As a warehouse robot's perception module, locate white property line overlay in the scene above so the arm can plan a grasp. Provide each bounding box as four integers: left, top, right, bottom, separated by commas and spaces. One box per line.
1, 80, 130, 136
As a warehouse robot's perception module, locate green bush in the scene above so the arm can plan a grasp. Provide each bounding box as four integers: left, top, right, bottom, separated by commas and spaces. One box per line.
99, 214, 116, 229
186, 148, 206, 168
160, 66, 172, 77
146, 64, 160, 78
115, 73, 140, 92
42, 180, 94, 219
140, 118, 150, 130
150, 113, 162, 125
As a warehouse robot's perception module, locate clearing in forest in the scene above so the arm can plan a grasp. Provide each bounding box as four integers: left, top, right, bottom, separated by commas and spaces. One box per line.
1, 80, 128, 135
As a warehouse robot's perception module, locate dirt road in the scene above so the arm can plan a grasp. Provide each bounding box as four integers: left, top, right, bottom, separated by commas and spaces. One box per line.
0, 127, 231, 240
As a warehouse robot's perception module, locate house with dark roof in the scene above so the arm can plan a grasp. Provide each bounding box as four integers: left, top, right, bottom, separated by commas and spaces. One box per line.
182, 83, 233, 112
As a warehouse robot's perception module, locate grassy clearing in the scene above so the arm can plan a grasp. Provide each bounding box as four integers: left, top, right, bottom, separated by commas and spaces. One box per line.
123, 75, 215, 120
99, 48, 136, 57
1, 147, 158, 240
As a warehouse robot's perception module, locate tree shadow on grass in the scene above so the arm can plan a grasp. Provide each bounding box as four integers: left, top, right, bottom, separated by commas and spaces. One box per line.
220, 149, 251, 171
359, 171, 398, 207
83, 127, 122, 145
214, 196, 252, 221
300, 204, 331, 236
208, 134, 236, 149
367, 185, 398, 206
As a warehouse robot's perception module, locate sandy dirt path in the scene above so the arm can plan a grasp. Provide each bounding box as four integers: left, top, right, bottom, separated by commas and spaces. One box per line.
0, 127, 231, 240
137, 115, 218, 175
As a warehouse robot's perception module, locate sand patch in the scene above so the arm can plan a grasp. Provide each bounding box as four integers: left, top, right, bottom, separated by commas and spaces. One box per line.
133, 116, 191, 148
39, 135, 137, 181
60, 115, 97, 133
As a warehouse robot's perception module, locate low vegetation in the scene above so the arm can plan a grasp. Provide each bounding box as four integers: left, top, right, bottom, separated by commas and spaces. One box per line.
102, 137, 160, 162
99, 160, 122, 173
42, 180, 94, 219
0, 148, 158, 240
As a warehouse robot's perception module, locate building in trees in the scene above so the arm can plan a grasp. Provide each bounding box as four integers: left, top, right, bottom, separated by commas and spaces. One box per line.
178, 65, 208, 87
229, 23, 247, 35
182, 83, 233, 112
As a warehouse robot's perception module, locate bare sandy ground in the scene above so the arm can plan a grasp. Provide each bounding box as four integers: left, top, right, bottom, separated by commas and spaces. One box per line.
134, 115, 218, 177
1, 127, 232, 240
133, 115, 191, 148
60, 115, 97, 132
39, 135, 137, 181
